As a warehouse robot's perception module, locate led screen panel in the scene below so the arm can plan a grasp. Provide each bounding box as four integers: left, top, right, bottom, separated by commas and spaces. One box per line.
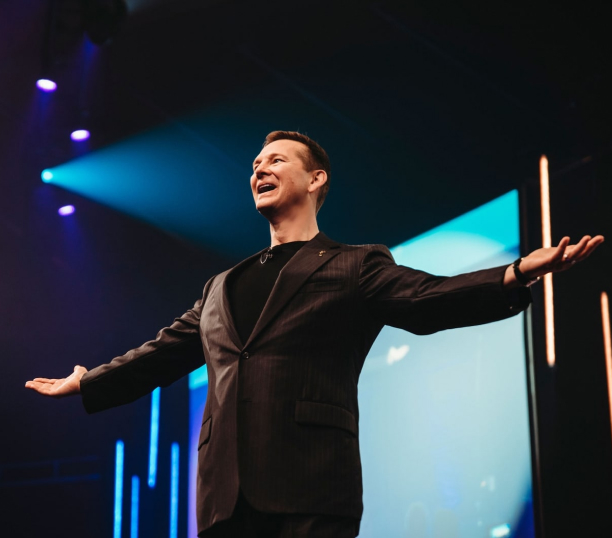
358, 190, 533, 538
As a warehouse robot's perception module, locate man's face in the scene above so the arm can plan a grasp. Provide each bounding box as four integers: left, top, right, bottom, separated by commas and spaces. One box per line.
250, 139, 314, 218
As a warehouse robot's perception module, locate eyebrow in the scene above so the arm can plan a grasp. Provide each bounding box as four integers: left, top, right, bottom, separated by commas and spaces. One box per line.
252, 153, 288, 169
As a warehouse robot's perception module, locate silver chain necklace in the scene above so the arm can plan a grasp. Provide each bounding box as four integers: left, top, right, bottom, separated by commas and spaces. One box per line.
260, 247, 274, 264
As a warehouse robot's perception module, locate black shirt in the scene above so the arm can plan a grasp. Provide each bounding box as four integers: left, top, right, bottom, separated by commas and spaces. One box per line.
227, 241, 307, 344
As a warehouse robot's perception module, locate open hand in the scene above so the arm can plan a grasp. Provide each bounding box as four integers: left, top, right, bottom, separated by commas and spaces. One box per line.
25, 365, 88, 398
519, 235, 604, 279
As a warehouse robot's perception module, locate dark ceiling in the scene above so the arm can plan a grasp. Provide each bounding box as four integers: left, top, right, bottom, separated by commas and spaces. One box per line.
2, 0, 611, 256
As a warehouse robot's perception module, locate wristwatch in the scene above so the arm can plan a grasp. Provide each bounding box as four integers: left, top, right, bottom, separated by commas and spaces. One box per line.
512, 258, 541, 287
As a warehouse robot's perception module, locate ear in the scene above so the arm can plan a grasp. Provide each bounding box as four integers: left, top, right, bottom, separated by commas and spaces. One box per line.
308, 170, 327, 193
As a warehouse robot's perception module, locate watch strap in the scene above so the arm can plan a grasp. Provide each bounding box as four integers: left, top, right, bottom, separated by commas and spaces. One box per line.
512, 257, 541, 287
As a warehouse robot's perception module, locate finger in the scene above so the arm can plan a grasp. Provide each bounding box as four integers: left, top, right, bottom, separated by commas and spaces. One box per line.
587, 235, 605, 249
25, 381, 52, 394
552, 236, 571, 263
575, 235, 605, 262
564, 235, 591, 263
31, 377, 57, 384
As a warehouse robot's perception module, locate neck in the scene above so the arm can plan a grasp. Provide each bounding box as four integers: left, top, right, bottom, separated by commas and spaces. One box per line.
267, 211, 319, 247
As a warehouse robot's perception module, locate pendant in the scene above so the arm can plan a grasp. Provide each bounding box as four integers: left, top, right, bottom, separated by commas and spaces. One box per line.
260, 248, 274, 264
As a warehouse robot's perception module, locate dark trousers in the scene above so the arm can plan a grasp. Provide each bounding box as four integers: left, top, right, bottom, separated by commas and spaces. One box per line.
200, 490, 359, 538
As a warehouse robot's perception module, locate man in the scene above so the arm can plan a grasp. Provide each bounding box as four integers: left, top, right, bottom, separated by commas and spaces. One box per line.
26, 131, 604, 537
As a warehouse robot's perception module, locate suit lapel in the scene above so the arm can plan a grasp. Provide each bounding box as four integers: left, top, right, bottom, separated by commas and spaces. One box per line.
244, 232, 341, 348
218, 248, 267, 349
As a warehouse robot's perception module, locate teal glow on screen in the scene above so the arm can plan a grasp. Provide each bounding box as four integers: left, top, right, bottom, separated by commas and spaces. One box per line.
188, 190, 534, 538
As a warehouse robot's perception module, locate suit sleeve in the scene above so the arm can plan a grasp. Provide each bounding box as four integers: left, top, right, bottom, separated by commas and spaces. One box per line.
358, 245, 531, 335
80, 277, 214, 414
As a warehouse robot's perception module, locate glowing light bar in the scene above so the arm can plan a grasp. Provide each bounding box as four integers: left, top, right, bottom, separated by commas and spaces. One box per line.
148, 387, 160, 488
36, 79, 57, 92
602, 292, 612, 438
540, 156, 556, 367
114, 440, 125, 538
189, 364, 208, 390
130, 476, 140, 538
71, 129, 90, 141
490, 523, 511, 537
41, 170, 54, 183
58, 205, 75, 216
170, 443, 180, 538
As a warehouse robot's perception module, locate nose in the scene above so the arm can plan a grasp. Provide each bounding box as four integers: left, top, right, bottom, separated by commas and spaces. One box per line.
255, 165, 270, 179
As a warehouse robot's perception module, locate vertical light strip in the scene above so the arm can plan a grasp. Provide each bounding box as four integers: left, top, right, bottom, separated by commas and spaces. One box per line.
130, 475, 140, 538
114, 440, 125, 538
540, 155, 556, 367
169, 443, 180, 538
601, 292, 612, 437
148, 387, 161, 488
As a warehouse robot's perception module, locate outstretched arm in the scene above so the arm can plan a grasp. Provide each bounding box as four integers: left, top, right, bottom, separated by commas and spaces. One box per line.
503, 235, 604, 288
360, 234, 604, 335
25, 365, 88, 398
24, 275, 215, 412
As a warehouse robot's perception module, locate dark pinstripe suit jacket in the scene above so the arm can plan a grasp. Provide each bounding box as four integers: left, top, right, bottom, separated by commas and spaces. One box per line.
80, 232, 529, 535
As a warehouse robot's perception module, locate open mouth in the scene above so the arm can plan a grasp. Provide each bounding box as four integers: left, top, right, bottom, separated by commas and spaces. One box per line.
257, 183, 277, 194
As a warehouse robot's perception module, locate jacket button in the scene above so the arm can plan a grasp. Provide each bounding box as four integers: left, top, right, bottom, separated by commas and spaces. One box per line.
241, 351, 250, 360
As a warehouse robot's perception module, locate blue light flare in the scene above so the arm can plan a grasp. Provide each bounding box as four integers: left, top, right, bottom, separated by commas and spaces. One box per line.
41, 170, 53, 182
170, 443, 179, 538
58, 205, 75, 216
114, 440, 124, 538
36, 79, 57, 92
148, 387, 160, 488
130, 476, 139, 538
71, 129, 91, 141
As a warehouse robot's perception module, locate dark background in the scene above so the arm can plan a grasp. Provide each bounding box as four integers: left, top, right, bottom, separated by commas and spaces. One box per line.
1, 1, 611, 536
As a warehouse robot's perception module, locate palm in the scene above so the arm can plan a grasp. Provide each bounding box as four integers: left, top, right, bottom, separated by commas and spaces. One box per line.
25, 366, 87, 398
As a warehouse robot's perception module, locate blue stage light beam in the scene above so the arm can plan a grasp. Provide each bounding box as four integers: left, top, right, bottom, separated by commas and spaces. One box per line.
114, 440, 125, 538
34, 88, 380, 258
148, 387, 160, 488
40, 118, 265, 257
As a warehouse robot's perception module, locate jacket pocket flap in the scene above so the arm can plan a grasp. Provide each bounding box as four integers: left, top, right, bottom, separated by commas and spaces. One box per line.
295, 400, 357, 436
197, 416, 212, 450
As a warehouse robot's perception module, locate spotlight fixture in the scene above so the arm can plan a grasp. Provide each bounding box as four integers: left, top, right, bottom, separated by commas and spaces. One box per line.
36, 79, 57, 92
41, 170, 54, 182
58, 205, 76, 216
71, 129, 90, 141
84, 0, 128, 45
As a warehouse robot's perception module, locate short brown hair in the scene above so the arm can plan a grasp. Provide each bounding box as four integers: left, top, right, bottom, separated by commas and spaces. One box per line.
263, 131, 331, 213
